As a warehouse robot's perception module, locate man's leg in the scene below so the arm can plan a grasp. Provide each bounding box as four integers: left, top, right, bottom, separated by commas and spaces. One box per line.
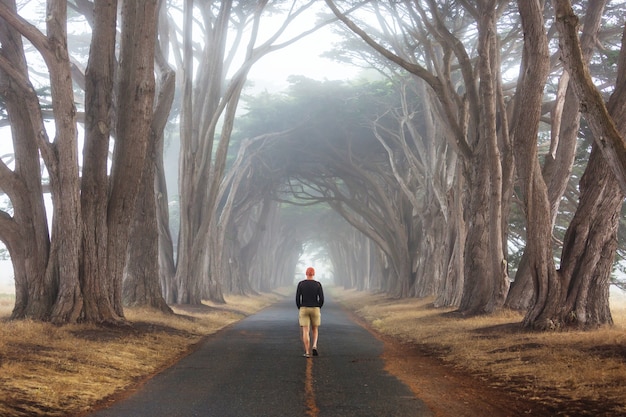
310, 307, 321, 355
311, 326, 319, 355
311, 326, 319, 349
301, 325, 311, 355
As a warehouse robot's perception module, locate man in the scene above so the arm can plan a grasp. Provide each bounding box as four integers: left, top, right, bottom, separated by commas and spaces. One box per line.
295, 267, 324, 357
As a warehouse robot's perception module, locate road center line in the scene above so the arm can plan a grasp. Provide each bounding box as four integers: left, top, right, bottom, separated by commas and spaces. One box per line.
304, 358, 319, 417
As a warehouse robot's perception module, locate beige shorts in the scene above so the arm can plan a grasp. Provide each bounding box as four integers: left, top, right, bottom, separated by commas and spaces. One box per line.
298, 307, 321, 327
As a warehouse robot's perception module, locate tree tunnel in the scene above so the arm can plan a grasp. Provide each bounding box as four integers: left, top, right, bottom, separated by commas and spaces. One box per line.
218, 77, 458, 302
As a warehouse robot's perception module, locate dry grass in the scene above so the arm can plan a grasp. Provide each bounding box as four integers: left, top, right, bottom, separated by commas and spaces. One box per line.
331, 287, 626, 415
0, 289, 288, 417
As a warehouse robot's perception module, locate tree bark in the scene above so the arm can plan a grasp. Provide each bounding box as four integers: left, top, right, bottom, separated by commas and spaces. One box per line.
511, 0, 555, 330
80, 0, 119, 323
557, 147, 620, 327
108, 0, 158, 317
154, 1, 178, 304
42, 0, 83, 324
123, 143, 171, 312
458, 2, 509, 315
434, 165, 466, 307
535, 7, 626, 328
123, 1, 174, 313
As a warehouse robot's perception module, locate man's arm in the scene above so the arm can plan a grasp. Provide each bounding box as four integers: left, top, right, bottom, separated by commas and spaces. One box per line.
295, 282, 302, 309
318, 283, 324, 308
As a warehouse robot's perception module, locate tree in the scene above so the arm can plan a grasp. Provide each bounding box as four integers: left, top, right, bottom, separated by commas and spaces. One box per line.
0, 0, 52, 320
508, 0, 554, 329
0, 0, 161, 323
80, 0, 121, 322
122, 3, 175, 312
0, 0, 86, 322
87, 0, 160, 322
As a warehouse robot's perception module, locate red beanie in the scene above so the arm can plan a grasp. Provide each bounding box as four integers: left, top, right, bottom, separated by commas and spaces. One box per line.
306, 267, 315, 276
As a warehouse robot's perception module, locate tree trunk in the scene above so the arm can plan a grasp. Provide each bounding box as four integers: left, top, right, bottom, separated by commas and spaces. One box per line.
153, 3, 178, 304
43, 0, 83, 324
0, 0, 51, 320
556, 147, 620, 327
506, 0, 604, 310
506, 80, 583, 311
458, 4, 509, 314
434, 168, 465, 308
411, 212, 443, 298
107, 0, 158, 317
156, 157, 177, 303
122, 5, 174, 313
459, 152, 502, 314
523, 0, 624, 329
512, 0, 563, 330
123, 144, 171, 312
80, 0, 119, 323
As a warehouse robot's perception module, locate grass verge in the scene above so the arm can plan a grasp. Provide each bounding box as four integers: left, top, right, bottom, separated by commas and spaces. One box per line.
331, 287, 626, 415
0, 289, 289, 417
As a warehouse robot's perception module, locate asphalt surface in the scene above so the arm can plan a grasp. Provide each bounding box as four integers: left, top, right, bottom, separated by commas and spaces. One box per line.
89, 293, 433, 417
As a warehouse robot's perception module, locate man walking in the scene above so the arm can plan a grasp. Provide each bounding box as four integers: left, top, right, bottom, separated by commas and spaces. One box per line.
296, 267, 324, 357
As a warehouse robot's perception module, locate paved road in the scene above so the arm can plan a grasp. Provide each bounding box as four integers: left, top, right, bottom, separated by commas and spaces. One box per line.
89, 293, 433, 417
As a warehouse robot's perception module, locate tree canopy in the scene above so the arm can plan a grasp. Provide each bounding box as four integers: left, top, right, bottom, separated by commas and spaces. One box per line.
0, 0, 625, 331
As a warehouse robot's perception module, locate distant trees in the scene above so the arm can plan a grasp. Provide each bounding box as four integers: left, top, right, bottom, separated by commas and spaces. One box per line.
325, 0, 515, 314
159, 1, 327, 305
322, 0, 626, 328
233, 78, 433, 297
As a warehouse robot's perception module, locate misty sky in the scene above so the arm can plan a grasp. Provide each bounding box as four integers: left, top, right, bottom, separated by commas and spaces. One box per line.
246, 17, 361, 92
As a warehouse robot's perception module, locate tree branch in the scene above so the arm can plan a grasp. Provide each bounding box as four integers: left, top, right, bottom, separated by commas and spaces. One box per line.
0, 2, 53, 63
553, 0, 626, 194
